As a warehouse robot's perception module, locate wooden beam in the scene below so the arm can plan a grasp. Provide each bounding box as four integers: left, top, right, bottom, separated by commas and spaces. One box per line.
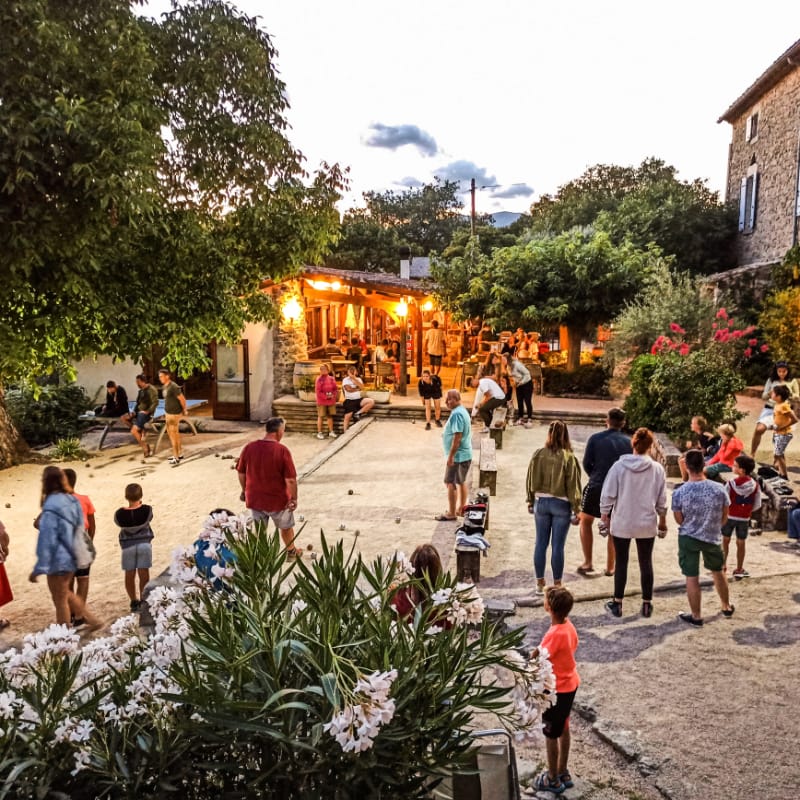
304, 287, 401, 316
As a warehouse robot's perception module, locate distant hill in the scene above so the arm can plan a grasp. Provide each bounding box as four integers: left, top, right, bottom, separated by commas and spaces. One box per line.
490, 211, 522, 228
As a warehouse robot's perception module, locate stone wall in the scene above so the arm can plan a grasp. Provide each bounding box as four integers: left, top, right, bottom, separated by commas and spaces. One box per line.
725, 67, 800, 268
272, 281, 308, 398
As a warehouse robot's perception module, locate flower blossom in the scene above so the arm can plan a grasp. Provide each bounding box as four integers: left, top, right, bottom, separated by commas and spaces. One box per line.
669, 322, 686, 334
761, 344, 769, 352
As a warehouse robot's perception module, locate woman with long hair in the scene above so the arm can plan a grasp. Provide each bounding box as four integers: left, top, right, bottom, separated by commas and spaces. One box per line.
392, 544, 444, 621
29, 466, 102, 629
526, 421, 582, 595
599, 428, 667, 618
481, 351, 502, 382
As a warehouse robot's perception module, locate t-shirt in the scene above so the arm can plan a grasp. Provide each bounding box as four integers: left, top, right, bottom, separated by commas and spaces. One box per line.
73, 492, 95, 531
443, 404, 473, 464
773, 400, 794, 433
237, 438, 297, 512
582, 428, 632, 488
424, 327, 446, 356
163, 381, 184, 415
476, 377, 505, 401
671, 480, 730, 544
540, 620, 579, 693
418, 375, 442, 400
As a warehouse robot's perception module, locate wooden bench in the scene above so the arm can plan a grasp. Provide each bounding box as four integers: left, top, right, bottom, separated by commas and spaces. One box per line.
479, 437, 497, 496
489, 406, 507, 449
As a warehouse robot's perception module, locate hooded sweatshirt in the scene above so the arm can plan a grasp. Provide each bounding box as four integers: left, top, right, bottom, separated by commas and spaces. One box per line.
114, 505, 155, 549
725, 475, 762, 521
599, 454, 667, 538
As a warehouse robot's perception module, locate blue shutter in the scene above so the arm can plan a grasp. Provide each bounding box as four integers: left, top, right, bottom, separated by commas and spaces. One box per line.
738, 176, 748, 232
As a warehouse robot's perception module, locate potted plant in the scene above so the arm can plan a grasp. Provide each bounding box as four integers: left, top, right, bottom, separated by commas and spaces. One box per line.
363, 381, 391, 404
296, 374, 317, 402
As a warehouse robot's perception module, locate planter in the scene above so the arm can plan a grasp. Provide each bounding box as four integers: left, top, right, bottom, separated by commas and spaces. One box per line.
365, 389, 391, 404
297, 390, 316, 402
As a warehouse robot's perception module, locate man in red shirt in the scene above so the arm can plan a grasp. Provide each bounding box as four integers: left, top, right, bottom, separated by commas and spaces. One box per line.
236, 417, 301, 557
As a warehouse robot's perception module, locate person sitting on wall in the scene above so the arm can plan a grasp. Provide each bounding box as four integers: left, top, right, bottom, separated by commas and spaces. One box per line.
95, 381, 129, 417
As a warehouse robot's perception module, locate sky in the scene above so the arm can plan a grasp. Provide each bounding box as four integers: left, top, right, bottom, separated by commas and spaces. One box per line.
144, 1, 800, 217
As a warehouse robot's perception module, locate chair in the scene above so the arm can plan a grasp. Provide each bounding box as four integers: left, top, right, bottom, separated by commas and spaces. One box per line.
461, 360, 480, 392
527, 362, 544, 395
375, 362, 394, 388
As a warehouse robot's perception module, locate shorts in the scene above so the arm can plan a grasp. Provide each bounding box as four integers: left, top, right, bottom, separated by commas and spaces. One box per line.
773, 432, 793, 456
343, 398, 362, 415
704, 462, 732, 479
542, 688, 576, 739
75, 566, 91, 578
428, 353, 443, 367
581, 485, 602, 518
757, 407, 775, 426
317, 404, 335, 417
251, 507, 295, 531
678, 535, 724, 577
121, 542, 153, 572
722, 519, 749, 540
165, 412, 182, 434
444, 459, 471, 486
133, 411, 152, 431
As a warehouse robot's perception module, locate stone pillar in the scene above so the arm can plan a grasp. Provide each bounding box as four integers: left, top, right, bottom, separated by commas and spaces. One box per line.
272, 281, 308, 397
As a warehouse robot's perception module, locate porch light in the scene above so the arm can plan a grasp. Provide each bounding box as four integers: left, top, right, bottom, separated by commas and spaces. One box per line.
395, 299, 408, 317
281, 296, 302, 322
422, 299, 433, 311
331, 280, 342, 291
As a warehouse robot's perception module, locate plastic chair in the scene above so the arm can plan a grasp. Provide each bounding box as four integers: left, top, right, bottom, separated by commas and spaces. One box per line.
375, 361, 394, 388
461, 361, 480, 392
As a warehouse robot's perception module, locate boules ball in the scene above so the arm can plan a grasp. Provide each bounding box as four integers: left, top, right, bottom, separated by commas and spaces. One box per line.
348, 489, 354, 495
394, 516, 401, 524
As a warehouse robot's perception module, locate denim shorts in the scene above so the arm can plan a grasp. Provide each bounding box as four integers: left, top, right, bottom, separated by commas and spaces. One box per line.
121, 542, 152, 571
721, 519, 749, 540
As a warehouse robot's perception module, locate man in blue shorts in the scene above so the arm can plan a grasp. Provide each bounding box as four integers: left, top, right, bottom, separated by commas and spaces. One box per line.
671, 449, 735, 626
435, 390, 472, 522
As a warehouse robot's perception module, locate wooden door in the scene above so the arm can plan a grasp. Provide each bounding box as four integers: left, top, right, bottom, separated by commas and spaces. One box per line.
211, 341, 250, 420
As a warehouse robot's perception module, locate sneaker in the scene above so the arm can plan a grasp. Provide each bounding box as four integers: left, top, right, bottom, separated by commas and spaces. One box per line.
130, 599, 141, 613
168, 456, 180, 466
72, 617, 86, 628
605, 599, 623, 618
328, 431, 337, 438
535, 584, 545, 596
435, 419, 443, 428
353, 412, 362, 421
316, 432, 325, 439
732, 569, 749, 580
677, 611, 703, 627
425, 422, 431, 430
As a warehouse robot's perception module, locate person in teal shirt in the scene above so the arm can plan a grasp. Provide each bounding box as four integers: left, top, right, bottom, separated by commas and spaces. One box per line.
436, 390, 473, 521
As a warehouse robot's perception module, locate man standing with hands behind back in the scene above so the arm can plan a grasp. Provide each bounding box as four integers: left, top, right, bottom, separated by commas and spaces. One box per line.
237, 417, 303, 558
158, 369, 187, 466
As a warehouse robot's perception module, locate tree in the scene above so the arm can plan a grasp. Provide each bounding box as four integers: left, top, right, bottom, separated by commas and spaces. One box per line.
441, 224, 517, 260
459, 230, 662, 370
0, 0, 343, 465
429, 238, 492, 323
326, 178, 479, 272
528, 158, 736, 275
758, 287, 800, 366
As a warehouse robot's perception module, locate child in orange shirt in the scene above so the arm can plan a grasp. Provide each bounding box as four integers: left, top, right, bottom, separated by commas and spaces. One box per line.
533, 586, 580, 794
770, 384, 798, 478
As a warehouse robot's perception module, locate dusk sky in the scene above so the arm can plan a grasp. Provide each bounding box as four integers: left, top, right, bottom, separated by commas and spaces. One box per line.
144, 1, 800, 216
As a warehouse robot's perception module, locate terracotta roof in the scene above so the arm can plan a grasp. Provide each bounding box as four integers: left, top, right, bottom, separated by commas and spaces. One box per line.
301, 265, 432, 298
718, 38, 800, 123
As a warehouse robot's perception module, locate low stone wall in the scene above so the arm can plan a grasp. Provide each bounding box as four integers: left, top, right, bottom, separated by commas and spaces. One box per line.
651, 433, 682, 478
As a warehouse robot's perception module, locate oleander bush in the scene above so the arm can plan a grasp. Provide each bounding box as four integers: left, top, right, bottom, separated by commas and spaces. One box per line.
0, 517, 555, 799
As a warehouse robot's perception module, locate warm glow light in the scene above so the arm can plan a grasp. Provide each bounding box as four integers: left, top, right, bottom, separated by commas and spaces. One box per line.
282, 297, 302, 322
422, 300, 433, 311
396, 299, 408, 317
331, 281, 342, 291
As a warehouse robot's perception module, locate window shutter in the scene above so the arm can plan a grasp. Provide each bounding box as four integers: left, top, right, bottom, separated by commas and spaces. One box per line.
738, 176, 748, 231
745, 116, 752, 142
748, 171, 758, 230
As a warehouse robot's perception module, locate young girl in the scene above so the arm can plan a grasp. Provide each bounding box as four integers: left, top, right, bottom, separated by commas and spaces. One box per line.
751, 362, 799, 456
704, 423, 744, 480
770, 384, 799, 478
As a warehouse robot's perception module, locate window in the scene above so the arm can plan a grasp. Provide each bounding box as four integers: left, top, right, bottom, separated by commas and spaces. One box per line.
738, 163, 758, 233
745, 110, 759, 142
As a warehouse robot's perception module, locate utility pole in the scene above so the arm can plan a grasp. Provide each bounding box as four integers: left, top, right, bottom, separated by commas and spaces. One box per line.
470, 177, 476, 236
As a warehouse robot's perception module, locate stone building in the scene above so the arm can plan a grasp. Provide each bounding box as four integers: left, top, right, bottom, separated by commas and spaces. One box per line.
714, 37, 800, 292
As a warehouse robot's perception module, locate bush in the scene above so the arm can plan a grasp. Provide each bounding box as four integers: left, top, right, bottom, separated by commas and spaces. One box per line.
5, 384, 92, 446
624, 350, 744, 441
0, 517, 555, 799
542, 364, 610, 396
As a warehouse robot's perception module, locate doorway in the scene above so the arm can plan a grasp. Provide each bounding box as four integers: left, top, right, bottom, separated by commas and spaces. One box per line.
211, 341, 250, 420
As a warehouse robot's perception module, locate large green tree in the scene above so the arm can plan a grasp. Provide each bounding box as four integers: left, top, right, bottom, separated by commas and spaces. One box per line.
0, 0, 343, 464
326, 178, 484, 272
528, 158, 736, 275
449, 230, 662, 370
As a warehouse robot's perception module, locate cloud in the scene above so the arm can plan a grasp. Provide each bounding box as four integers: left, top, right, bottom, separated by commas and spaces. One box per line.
394, 176, 425, 188
491, 183, 535, 199
363, 123, 439, 156
434, 160, 497, 188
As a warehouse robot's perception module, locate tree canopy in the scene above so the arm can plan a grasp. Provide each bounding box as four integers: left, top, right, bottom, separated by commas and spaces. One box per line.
527, 158, 736, 275
0, 0, 344, 383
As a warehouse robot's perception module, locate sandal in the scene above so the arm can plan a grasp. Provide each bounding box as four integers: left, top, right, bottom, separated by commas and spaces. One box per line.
0, 619, 10, 631
576, 565, 595, 576
143, 444, 152, 458
559, 771, 574, 789
434, 514, 457, 521
286, 547, 303, 559
533, 770, 565, 794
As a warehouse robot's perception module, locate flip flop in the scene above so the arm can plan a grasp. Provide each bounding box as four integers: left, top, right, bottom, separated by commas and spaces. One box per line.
576, 566, 595, 575
434, 514, 457, 521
